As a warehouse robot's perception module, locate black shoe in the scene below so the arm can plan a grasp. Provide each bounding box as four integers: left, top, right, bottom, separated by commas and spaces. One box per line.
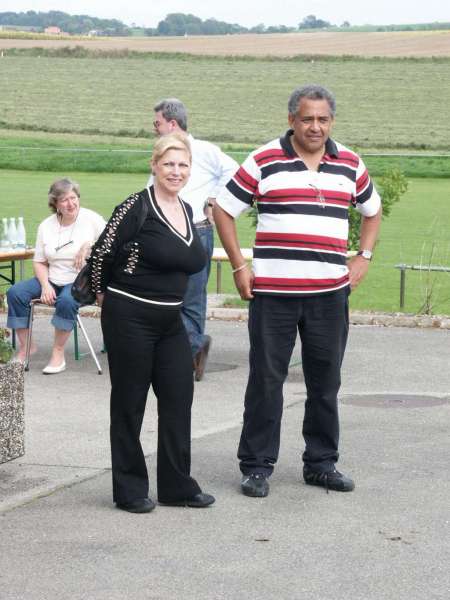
194, 335, 212, 382
116, 497, 156, 513
159, 492, 215, 508
303, 466, 355, 493
241, 473, 270, 498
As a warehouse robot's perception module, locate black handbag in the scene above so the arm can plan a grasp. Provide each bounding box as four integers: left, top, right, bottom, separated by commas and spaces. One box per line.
71, 261, 95, 305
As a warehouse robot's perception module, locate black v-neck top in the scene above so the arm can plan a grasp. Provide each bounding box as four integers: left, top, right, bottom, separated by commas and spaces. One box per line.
90, 186, 206, 306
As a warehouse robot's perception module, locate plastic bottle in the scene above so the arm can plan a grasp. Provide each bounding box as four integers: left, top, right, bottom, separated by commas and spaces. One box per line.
16, 217, 26, 249
0, 217, 10, 251
7, 217, 17, 248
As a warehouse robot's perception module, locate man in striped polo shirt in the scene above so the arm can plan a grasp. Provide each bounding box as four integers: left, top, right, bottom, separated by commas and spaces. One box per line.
214, 84, 382, 498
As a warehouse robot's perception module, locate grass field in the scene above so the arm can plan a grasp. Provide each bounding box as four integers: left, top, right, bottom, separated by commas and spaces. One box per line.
1, 41, 449, 315
2, 31, 450, 58
0, 54, 449, 149
1, 170, 450, 315
1, 132, 449, 178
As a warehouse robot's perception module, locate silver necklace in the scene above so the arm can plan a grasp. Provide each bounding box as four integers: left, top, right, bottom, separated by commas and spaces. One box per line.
55, 212, 78, 252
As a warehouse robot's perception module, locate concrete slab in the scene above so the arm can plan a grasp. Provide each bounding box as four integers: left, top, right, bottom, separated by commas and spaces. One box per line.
0, 313, 449, 599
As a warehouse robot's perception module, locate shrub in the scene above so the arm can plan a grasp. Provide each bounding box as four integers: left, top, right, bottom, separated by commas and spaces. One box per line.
348, 168, 409, 250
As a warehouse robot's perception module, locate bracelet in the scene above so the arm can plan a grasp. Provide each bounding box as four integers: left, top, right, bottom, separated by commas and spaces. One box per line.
232, 263, 248, 274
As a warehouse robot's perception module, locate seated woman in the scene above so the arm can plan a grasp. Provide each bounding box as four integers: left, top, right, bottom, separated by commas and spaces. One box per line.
90, 133, 215, 513
7, 178, 106, 374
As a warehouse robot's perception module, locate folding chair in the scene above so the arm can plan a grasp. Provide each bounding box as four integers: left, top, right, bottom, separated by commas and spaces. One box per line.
24, 299, 102, 374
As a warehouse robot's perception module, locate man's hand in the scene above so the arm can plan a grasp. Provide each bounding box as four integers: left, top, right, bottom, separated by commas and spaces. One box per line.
40, 282, 56, 305
347, 255, 370, 290
233, 266, 254, 300
204, 197, 215, 224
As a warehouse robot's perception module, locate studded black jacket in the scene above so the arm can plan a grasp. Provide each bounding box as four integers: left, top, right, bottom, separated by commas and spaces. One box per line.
90, 186, 206, 306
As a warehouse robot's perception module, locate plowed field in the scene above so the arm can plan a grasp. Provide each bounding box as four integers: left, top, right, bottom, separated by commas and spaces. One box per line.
1, 31, 450, 58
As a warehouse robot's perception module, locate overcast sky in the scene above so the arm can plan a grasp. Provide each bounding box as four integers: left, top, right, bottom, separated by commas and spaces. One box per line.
0, 0, 448, 28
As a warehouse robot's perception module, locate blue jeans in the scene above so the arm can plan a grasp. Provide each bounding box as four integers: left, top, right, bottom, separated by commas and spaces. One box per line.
182, 224, 214, 357
7, 277, 80, 332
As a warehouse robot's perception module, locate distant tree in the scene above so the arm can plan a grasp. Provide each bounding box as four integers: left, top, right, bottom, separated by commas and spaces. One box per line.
185, 21, 203, 35
266, 25, 295, 33
299, 15, 331, 29
203, 18, 227, 35
157, 13, 203, 36
156, 20, 170, 35
249, 23, 266, 34
154, 12, 248, 36
341, 21, 351, 28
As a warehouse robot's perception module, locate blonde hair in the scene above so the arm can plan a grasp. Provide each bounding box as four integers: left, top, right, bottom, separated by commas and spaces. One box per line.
48, 178, 80, 213
151, 132, 192, 167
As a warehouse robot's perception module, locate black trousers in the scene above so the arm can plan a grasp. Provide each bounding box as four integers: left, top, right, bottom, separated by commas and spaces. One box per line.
238, 289, 349, 476
101, 292, 201, 504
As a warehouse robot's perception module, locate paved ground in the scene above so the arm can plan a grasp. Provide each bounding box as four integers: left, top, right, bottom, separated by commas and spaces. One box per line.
0, 312, 449, 600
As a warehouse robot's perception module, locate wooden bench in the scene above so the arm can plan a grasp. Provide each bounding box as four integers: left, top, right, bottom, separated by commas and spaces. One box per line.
395, 263, 450, 308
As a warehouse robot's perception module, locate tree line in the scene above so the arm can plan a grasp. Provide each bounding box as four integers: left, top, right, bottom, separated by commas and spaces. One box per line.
0, 12, 342, 36
1, 11, 449, 37
0, 11, 129, 36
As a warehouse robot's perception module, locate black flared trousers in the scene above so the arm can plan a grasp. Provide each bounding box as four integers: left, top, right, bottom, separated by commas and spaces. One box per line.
238, 289, 349, 476
101, 291, 201, 504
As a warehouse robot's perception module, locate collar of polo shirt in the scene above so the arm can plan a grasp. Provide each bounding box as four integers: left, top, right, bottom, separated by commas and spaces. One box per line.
280, 129, 339, 159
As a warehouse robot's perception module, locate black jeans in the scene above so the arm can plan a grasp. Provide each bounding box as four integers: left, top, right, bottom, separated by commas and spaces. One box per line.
101, 291, 201, 504
238, 289, 349, 476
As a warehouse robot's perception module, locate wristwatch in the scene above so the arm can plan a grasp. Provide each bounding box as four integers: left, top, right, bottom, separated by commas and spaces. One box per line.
357, 249, 373, 261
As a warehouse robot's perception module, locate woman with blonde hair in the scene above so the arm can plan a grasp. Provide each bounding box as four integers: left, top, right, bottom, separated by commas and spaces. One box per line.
90, 133, 215, 513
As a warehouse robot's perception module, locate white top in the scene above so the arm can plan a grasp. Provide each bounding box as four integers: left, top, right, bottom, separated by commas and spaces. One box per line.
33, 207, 106, 286
148, 134, 238, 224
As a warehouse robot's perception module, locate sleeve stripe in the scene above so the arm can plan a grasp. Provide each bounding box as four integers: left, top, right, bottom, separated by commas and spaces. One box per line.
234, 166, 259, 192
356, 181, 374, 205
356, 169, 370, 193
226, 179, 255, 206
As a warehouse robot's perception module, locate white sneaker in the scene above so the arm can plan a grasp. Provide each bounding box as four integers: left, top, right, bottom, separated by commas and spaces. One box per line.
42, 361, 66, 375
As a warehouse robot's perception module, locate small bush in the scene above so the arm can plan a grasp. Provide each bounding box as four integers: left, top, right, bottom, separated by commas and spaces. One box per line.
348, 168, 408, 250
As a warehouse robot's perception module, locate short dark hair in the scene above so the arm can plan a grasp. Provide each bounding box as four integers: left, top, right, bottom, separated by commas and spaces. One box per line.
288, 84, 336, 117
153, 98, 188, 131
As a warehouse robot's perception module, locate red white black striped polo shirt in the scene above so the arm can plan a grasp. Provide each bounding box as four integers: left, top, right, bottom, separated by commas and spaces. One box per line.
217, 130, 381, 296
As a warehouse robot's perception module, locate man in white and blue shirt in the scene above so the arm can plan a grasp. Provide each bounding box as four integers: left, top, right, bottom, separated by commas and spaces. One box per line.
151, 98, 238, 381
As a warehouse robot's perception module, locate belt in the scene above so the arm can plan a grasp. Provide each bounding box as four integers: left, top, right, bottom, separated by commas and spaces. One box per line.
195, 219, 212, 229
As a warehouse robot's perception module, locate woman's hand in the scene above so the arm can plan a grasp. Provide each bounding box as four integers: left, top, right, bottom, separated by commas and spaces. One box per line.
74, 242, 91, 271
40, 282, 56, 305
34, 262, 55, 304
96, 293, 104, 307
